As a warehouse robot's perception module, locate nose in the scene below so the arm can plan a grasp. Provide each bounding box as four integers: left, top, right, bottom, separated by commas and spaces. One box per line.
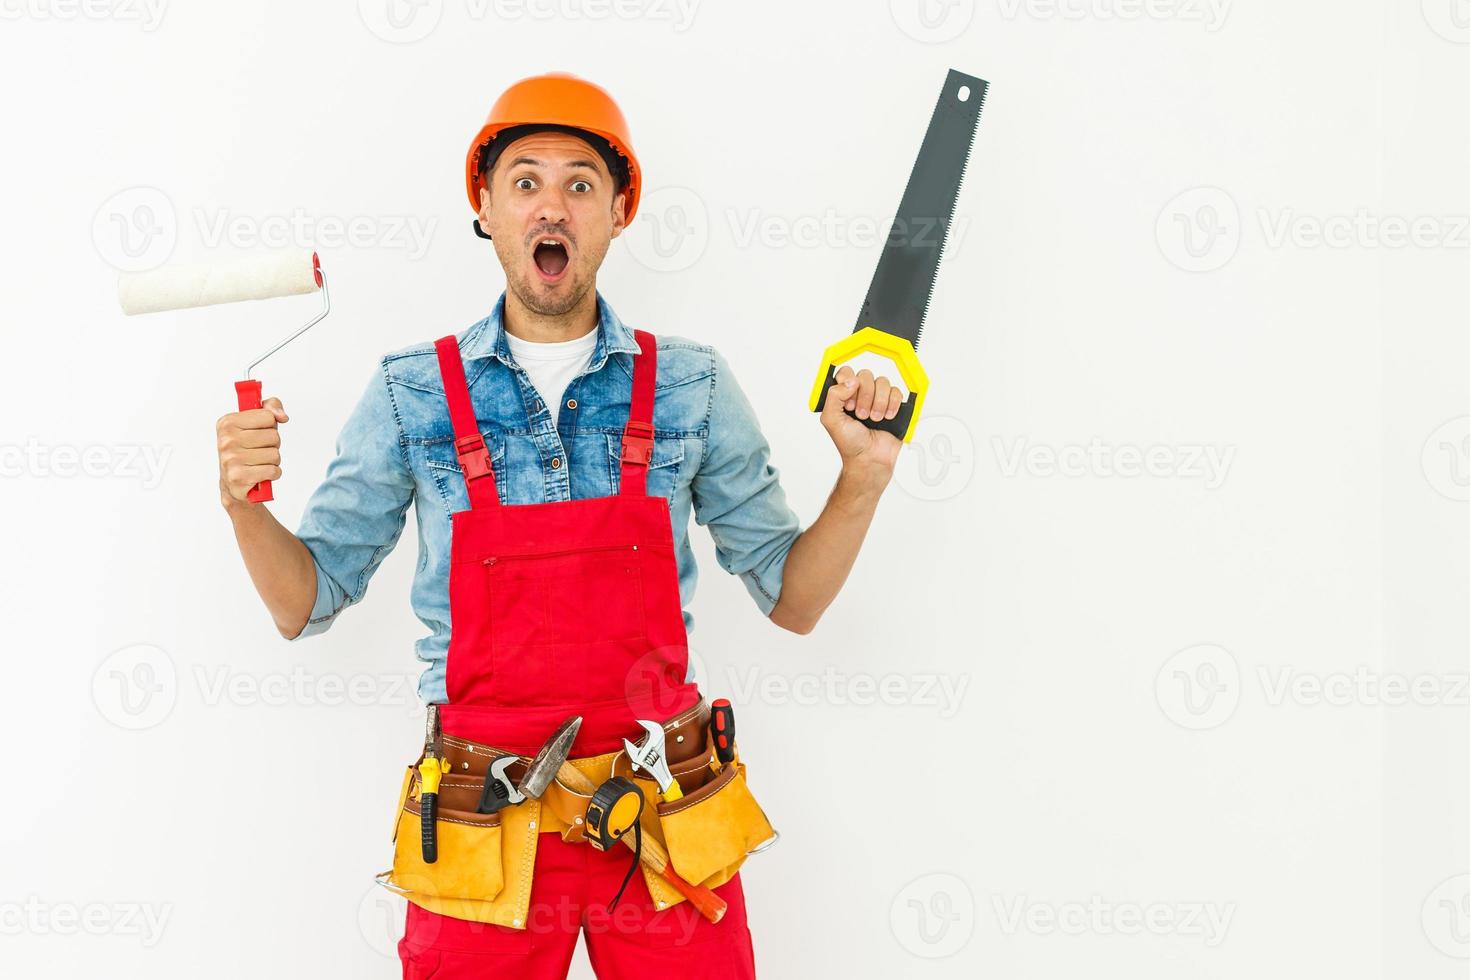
535, 185, 570, 227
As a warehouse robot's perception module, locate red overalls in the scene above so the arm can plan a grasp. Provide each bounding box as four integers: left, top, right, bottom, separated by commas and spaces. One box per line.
397, 329, 757, 979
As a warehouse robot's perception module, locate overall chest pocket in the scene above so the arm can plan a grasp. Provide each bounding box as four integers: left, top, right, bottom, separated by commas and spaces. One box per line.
481, 544, 649, 704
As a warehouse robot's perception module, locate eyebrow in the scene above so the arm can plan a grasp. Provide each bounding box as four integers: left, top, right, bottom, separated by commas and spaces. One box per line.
506, 156, 604, 175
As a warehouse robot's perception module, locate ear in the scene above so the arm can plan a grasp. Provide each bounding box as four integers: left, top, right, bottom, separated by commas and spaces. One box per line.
478, 184, 493, 228
608, 188, 628, 240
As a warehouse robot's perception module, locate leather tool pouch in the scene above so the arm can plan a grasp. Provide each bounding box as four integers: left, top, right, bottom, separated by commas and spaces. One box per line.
651, 757, 775, 889
390, 770, 505, 902
377, 751, 539, 929
610, 711, 779, 904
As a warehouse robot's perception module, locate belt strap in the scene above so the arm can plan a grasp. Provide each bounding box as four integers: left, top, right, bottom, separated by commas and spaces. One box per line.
434, 335, 499, 510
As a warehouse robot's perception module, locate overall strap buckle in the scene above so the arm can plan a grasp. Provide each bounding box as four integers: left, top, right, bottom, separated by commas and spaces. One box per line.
455, 432, 494, 480
435, 334, 500, 510
620, 420, 654, 466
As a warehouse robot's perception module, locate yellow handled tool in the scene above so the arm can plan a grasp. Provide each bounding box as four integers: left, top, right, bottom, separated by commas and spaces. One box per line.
809, 68, 988, 443
418, 704, 449, 863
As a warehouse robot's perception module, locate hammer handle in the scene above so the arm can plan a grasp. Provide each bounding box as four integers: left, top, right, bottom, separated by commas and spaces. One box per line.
555, 761, 727, 923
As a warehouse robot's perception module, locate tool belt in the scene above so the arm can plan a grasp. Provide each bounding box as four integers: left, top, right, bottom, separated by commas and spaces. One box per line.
375, 698, 777, 930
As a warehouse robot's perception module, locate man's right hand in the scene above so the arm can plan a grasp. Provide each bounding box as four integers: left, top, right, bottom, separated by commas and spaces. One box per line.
218, 397, 288, 507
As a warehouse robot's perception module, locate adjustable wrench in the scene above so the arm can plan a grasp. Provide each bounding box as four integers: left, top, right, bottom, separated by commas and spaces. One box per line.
623, 719, 683, 802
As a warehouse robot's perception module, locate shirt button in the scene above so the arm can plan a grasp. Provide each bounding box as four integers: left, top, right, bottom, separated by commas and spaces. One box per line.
566, 398, 578, 410
550, 457, 562, 469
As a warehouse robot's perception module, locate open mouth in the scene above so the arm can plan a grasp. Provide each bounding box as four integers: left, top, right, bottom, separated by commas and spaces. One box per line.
532, 237, 570, 282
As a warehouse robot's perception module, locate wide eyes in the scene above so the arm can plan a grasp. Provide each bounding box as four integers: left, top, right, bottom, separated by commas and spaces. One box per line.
513, 176, 594, 194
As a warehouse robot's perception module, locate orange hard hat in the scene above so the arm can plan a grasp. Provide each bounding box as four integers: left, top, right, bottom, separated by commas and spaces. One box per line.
465, 72, 642, 226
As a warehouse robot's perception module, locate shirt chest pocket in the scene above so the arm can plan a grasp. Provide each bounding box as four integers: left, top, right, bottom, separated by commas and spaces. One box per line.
607, 434, 684, 502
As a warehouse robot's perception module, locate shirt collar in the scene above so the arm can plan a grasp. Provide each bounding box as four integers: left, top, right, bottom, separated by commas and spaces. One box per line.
462, 291, 641, 373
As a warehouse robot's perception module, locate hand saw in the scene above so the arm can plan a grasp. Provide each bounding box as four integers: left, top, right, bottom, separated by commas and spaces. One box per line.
809, 68, 988, 442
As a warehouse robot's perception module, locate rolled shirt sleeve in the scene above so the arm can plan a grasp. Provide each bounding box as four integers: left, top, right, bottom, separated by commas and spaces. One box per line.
290, 364, 415, 640
691, 349, 804, 615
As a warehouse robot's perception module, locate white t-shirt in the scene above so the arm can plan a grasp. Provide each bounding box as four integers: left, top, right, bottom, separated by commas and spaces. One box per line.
504, 327, 599, 429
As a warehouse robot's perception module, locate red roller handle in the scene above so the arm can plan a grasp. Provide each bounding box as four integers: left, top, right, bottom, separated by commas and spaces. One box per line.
234, 379, 274, 503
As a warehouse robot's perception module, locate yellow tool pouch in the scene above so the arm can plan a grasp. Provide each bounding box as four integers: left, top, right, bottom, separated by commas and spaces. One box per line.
651, 758, 775, 888
376, 761, 541, 929
618, 751, 776, 908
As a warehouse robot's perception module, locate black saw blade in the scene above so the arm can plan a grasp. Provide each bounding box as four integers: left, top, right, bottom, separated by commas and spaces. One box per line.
855, 69, 987, 350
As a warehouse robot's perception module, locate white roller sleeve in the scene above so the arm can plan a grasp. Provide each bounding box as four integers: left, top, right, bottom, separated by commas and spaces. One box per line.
117, 249, 320, 315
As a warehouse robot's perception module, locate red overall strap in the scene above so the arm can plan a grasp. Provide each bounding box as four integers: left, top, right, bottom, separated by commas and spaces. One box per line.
618, 329, 657, 496
434, 336, 499, 509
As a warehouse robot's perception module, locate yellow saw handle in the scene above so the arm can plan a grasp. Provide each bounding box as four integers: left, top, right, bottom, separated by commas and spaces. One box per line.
808, 326, 929, 443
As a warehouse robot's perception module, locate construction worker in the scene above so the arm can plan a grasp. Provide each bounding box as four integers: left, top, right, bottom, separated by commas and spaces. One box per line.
215, 72, 905, 978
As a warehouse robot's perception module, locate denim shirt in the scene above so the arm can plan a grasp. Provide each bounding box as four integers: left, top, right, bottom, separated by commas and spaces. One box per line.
289, 291, 803, 705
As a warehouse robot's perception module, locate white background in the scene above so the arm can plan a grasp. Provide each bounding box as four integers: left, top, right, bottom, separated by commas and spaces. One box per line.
0, 0, 1465, 976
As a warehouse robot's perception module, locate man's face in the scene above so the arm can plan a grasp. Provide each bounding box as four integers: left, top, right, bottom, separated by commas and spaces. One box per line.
478, 131, 628, 318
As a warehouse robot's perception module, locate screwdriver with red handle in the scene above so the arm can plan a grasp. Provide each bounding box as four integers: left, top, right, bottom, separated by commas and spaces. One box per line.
711, 699, 736, 766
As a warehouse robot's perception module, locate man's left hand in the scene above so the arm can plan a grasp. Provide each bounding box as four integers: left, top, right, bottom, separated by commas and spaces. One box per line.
819, 365, 905, 487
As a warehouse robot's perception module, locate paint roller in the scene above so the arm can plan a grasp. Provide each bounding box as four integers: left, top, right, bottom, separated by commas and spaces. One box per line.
117, 248, 329, 502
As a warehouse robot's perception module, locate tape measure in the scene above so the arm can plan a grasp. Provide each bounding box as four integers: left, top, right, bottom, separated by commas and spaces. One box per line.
585, 776, 645, 912
585, 776, 644, 852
